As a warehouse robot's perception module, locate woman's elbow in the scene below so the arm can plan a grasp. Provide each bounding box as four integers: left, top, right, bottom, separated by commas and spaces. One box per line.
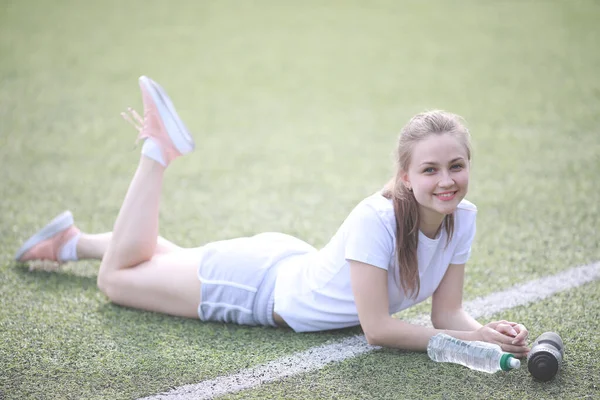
362, 323, 389, 346
431, 309, 460, 329
431, 314, 444, 329
362, 328, 376, 345
365, 330, 384, 346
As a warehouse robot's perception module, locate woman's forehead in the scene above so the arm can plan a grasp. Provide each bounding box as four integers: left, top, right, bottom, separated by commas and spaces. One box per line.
410, 134, 468, 165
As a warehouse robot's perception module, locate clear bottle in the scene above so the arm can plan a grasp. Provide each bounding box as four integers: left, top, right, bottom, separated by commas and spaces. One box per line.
427, 333, 521, 373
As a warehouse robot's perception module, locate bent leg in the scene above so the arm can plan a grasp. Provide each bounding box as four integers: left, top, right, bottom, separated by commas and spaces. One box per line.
97, 158, 201, 316
100, 157, 165, 274
98, 75, 197, 316
98, 156, 166, 286
100, 248, 202, 318
77, 233, 181, 260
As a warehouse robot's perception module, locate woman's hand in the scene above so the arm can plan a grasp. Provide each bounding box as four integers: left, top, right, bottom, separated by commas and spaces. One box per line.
475, 320, 530, 358
492, 320, 529, 344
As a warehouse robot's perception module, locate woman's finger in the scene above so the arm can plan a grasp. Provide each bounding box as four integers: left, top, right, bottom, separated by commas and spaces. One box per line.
511, 323, 525, 332
485, 328, 515, 346
512, 324, 529, 343
485, 320, 508, 329
121, 111, 142, 132
495, 323, 518, 337
508, 351, 529, 359
128, 107, 144, 125
499, 342, 530, 355
482, 328, 530, 357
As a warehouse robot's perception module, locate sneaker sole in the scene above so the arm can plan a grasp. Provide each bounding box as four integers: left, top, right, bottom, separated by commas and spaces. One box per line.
139, 76, 195, 155
14, 211, 74, 261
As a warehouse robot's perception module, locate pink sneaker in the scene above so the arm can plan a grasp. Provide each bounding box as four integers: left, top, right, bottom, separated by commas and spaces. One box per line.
122, 76, 195, 166
15, 211, 80, 264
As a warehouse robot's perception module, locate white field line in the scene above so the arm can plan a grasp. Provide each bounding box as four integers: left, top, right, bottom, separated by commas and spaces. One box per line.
142, 262, 600, 400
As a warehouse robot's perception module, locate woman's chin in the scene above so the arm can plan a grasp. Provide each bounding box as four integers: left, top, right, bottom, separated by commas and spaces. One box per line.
434, 201, 461, 215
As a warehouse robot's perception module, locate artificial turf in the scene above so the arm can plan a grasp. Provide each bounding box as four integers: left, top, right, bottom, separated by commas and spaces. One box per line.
225, 280, 600, 400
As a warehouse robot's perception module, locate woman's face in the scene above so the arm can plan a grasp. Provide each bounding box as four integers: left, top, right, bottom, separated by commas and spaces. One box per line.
403, 133, 470, 225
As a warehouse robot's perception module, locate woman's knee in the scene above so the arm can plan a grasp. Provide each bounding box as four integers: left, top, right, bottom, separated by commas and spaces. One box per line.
97, 262, 122, 301
97, 268, 111, 299
97, 270, 136, 307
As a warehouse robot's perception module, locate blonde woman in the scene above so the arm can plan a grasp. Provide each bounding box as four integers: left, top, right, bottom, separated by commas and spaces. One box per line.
16, 76, 529, 356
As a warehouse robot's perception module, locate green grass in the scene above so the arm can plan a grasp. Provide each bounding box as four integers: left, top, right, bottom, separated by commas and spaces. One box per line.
226, 280, 600, 400
1, 0, 599, 399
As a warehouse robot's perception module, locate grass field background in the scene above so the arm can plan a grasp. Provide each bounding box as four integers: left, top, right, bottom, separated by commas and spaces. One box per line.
1, 0, 599, 399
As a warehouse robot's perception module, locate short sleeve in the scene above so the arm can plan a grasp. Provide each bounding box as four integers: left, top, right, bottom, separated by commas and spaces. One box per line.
344, 202, 394, 270
450, 210, 477, 265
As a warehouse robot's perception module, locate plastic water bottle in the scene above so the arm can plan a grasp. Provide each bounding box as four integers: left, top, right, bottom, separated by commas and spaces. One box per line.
427, 333, 521, 373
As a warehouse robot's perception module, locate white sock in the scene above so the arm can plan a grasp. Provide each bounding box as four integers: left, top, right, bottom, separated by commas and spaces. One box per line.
141, 138, 166, 166
59, 232, 81, 262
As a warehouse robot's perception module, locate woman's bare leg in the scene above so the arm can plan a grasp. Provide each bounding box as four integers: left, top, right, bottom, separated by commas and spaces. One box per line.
97, 76, 200, 318
97, 158, 201, 318
77, 233, 181, 260
102, 157, 164, 269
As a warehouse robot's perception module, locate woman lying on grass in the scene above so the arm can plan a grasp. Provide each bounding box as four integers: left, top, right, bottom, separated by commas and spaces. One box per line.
15, 76, 529, 357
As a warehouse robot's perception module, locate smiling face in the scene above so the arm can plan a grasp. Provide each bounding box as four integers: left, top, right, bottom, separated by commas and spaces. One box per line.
401, 132, 470, 230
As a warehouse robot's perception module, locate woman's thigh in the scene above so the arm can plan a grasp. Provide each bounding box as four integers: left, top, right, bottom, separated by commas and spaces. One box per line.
102, 248, 204, 318
156, 236, 183, 254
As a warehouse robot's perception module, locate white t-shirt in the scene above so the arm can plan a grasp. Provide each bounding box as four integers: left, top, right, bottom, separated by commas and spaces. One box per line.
274, 192, 477, 333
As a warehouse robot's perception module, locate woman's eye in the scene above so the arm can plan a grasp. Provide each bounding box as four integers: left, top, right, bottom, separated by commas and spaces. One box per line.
423, 167, 435, 173
451, 164, 463, 170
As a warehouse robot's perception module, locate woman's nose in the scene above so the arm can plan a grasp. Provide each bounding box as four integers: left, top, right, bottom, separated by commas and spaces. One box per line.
438, 171, 455, 188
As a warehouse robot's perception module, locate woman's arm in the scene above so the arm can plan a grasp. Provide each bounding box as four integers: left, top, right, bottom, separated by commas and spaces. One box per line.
350, 260, 479, 350
351, 260, 529, 356
431, 263, 530, 357
431, 263, 482, 331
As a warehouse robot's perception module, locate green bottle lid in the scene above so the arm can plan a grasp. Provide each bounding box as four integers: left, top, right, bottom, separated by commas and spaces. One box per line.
500, 353, 521, 371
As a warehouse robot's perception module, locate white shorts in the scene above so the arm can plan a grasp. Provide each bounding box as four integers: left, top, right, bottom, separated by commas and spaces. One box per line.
196, 232, 316, 327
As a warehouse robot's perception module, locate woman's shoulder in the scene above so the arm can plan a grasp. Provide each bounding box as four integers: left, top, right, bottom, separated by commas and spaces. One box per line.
351, 191, 395, 221
345, 192, 396, 235
453, 199, 477, 235
456, 198, 477, 214
359, 191, 394, 211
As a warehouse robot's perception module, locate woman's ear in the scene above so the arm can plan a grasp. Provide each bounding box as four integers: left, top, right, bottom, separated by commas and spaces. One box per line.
400, 170, 411, 191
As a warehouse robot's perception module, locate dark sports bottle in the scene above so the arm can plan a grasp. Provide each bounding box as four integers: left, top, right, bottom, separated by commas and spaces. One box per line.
527, 332, 564, 381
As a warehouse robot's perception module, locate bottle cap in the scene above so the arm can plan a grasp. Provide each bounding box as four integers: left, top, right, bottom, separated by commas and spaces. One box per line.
509, 357, 521, 369
532, 332, 564, 357
528, 349, 560, 381
500, 353, 520, 371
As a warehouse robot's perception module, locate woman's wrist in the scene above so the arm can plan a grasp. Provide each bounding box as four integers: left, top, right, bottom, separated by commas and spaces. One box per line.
439, 329, 480, 342
468, 329, 483, 342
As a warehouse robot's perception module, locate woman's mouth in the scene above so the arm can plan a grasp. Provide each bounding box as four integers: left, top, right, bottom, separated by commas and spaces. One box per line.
434, 191, 457, 201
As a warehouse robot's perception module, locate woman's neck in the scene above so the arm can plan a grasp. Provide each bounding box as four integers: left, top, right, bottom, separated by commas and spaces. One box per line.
419, 208, 445, 239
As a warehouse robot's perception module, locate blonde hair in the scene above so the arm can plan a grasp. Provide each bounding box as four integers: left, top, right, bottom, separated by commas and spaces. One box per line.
382, 110, 472, 298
